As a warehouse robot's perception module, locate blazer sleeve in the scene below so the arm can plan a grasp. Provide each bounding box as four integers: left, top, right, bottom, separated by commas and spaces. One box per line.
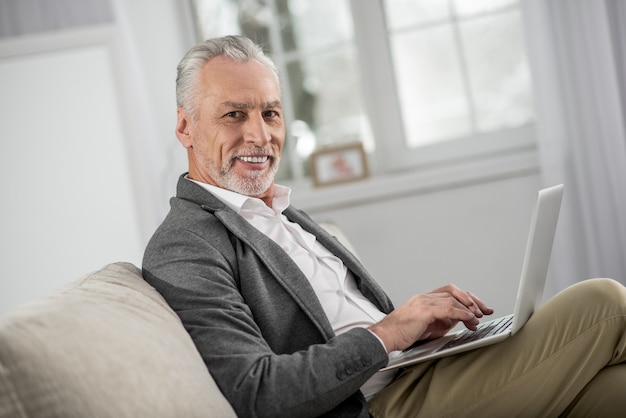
142, 207, 389, 418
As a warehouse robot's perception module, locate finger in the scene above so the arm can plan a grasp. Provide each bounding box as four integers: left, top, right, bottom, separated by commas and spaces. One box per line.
467, 291, 494, 315
423, 292, 478, 316
433, 285, 493, 317
438, 297, 478, 324
441, 285, 484, 316
462, 316, 480, 331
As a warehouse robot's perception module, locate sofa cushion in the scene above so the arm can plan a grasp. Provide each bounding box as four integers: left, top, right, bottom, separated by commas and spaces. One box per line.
0, 262, 236, 418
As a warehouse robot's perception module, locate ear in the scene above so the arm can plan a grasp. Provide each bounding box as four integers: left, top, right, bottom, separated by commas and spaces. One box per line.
175, 108, 193, 148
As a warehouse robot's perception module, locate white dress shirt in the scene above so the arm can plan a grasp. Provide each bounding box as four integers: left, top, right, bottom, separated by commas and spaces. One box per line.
188, 178, 396, 399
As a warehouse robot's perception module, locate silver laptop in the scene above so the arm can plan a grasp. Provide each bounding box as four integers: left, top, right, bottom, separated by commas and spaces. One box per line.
381, 184, 564, 371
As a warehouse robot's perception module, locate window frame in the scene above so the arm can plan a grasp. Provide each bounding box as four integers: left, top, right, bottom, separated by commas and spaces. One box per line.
349, 0, 536, 175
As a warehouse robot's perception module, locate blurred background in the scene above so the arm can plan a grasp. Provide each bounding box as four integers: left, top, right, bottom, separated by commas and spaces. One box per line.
1, 0, 625, 316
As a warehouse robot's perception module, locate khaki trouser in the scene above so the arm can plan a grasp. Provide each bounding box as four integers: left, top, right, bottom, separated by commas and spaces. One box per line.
368, 278, 626, 417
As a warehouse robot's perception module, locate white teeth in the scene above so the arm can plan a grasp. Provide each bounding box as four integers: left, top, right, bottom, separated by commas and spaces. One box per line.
239, 156, 269, 163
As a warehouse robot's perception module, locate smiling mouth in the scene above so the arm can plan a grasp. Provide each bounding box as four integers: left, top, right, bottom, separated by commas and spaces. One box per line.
237, 155, 270, 164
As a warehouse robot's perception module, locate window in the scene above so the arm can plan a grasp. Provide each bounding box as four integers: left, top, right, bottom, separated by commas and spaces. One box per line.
187, 0, 535, 183
384, 0, 533, 148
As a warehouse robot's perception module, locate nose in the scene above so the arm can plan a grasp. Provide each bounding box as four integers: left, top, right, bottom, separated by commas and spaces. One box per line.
243, 113, 271, 145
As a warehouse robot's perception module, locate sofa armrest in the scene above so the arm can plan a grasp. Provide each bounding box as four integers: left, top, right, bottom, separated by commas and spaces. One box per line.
0, 262, 236, 418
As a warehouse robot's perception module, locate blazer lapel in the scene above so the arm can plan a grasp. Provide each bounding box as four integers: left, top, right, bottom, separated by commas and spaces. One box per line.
212, 208, 336, 340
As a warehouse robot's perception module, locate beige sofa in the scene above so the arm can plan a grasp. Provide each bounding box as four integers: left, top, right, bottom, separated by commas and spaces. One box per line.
0, 224, 358, 417
0, 262, 237, 418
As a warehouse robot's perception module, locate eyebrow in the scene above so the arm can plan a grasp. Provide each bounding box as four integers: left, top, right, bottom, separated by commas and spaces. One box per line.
220, 100, 282, 110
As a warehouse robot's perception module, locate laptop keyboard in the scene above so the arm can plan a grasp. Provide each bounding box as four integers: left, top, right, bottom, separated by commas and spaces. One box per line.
441, 314, 514, 350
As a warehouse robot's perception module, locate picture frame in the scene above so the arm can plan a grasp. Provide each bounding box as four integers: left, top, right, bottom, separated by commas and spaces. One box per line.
309, 142, 369, 187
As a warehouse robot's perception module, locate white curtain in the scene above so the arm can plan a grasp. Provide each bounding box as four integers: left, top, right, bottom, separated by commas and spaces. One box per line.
522, 0, 626, 297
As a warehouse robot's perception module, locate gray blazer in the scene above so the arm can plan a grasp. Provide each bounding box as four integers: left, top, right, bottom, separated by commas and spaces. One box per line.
143, 175, 394, 418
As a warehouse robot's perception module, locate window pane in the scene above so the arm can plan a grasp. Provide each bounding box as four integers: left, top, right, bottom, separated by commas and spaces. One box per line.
454, 0, 518, 17
280, 0, 353, 53
390, 25, 471, 147
287, 46, 373, 161
192, 1, 237, 39
279, 0, 371, 173
383, 0, 449, 30
191, 0, 272, 51
461, 10, 534, 132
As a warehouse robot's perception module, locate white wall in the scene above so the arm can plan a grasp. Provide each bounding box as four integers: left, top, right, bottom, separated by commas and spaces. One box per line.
0, 0, 548, 318
0, 0, 189, 314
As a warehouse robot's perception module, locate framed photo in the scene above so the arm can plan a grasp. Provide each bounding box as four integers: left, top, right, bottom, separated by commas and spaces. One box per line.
310, 142, 369, 187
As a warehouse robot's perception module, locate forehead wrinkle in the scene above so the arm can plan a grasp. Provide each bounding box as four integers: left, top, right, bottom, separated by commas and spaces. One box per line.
220, 101, 250, 110
266, 100, 282, 109
219, 100, 282, 110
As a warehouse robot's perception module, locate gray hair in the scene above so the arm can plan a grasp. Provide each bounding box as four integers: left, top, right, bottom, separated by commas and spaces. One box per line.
176, 35, 279, 115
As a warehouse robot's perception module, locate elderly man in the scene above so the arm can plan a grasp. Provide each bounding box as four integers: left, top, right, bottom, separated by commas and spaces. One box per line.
143, 35, 626, 417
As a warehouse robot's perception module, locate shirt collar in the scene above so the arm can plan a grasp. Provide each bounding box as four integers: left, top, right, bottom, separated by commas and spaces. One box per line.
186, 176, 291, 215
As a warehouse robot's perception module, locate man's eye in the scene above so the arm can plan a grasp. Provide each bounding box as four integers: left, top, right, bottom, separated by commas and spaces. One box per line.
264, 110, 279, 118
226, 111, 241, 118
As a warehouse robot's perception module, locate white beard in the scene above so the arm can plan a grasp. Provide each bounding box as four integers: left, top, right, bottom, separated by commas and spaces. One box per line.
206, 153, 280, 197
